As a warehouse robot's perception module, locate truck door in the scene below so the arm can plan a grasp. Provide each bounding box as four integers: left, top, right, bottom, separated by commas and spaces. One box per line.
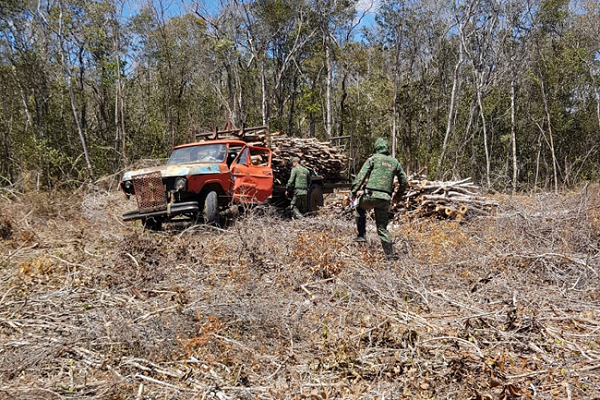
230, 146, 273, 203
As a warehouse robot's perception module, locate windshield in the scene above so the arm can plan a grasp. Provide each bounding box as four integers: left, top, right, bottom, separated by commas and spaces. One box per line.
167, 144, 227, 165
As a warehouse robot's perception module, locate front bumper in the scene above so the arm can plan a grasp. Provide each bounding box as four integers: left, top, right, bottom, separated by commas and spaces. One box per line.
122, 201, 200, 221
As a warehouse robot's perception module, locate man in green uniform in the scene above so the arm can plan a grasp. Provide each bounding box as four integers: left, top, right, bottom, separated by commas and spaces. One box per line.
351, 138, 408, 259
286, 157, 311, 219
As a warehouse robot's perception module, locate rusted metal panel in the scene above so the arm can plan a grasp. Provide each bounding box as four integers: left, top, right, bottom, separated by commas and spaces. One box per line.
122, 164, 222, 181
122, 166, 162, 181
132, 172, 167, 213
166, 164, 221, 176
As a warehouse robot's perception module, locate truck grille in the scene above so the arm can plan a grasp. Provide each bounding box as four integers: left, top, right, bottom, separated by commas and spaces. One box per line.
132, 172, 167, 213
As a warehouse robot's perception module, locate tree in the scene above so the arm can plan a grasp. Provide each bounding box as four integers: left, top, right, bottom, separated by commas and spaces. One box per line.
312, 0, 359, 140
436, 0, 476, 178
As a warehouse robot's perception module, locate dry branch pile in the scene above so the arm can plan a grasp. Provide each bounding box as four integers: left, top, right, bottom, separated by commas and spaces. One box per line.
395, 175, 499, 220
328, 175, 498, 221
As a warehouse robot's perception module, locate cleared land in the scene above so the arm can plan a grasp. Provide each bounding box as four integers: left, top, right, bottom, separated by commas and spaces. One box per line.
1, 185, 600, 399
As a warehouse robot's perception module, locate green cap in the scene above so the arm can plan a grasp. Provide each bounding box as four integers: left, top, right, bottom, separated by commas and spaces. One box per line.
291, 157, 300, 164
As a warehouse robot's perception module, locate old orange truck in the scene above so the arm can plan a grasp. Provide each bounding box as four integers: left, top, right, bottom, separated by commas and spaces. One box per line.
120, 138, 274, 229
120, 121, 351, 229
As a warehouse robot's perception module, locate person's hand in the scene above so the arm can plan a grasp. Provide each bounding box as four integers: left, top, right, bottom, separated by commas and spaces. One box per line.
285, 191, 289, 197
392, 191, 404, 204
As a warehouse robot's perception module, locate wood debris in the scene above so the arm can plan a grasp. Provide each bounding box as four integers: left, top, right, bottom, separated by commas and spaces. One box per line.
394, 175, 499, 220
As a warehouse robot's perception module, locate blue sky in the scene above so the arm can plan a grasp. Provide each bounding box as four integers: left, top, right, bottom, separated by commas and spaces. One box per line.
123, 0, 379, 29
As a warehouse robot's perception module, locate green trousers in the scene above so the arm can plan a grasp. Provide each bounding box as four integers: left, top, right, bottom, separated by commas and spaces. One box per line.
291, 194, 307, 217
354, 195, 391, 244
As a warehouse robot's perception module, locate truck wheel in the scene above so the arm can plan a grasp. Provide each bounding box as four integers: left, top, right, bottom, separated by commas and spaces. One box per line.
203, 191, 220, 226
308, 184, 324, 212
142, 217, 162, 231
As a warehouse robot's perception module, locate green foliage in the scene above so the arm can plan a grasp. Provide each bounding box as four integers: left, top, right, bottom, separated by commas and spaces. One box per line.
19, 137, 86, 188
0, 0, 599, 190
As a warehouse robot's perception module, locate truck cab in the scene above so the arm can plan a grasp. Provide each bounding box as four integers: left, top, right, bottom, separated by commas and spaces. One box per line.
120, 139, 273, 229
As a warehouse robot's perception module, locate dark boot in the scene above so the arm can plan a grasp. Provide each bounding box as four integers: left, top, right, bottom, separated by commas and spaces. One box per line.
292, 207, 303, 219
382, 241, 396, 260
354, 217, 366, 242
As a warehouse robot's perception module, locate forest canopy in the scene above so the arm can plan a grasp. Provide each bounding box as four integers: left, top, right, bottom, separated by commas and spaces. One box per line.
1, 0, 599, 191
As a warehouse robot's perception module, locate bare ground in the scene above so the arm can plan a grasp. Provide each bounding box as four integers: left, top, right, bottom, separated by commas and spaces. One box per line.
1, 184, 600, 399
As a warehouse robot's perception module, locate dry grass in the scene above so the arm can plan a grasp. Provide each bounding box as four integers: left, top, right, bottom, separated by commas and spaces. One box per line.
1, 185, 600, 399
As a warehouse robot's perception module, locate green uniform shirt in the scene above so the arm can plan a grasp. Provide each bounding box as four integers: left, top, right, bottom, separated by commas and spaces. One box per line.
287, 164, 310, 195
351, 152, 408, 201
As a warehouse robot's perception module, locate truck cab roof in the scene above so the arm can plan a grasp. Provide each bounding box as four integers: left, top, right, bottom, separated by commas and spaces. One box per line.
173, 139, 261, 150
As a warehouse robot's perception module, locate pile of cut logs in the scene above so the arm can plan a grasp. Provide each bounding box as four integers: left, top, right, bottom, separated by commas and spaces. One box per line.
392, 175, 499, 220
269, 134, 347, 184
327, 175, 498, 221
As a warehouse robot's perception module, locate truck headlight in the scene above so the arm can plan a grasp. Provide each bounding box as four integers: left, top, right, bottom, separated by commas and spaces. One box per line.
174, 177, 187, 191
121, 180, 134, 195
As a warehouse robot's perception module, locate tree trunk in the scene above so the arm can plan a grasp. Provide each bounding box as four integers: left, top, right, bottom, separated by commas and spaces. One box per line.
114, 50, 126, 167
392, 43, 400, 159
287, 75, 298, 135
114, 67, 120, 169
12, 64, 32, 134
113, 20, 121, 169
58, 1, 93, 177
78, 45, 87, 132
224, 62, 236, 123
511, 78, 517, 194
120, 81, 126, 164
260, 57, 268, 126
535, 130, 541, 189
437, 53, 462, 176
539, 78, 558, 193
596, 87, 600, 132
235, 63, 243, 124
453, 98, 476, 172
325, 42, 333, 140
476, 78, 491, 189
339, 71, 348, 139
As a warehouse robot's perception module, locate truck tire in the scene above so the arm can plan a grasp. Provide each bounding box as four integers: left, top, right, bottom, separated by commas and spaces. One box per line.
203, 190, 219, 226
142, 217, 162, 231
308, 184, 324, 212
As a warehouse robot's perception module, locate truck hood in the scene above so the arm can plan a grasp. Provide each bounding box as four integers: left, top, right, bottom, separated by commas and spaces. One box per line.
122, 163, 221, 181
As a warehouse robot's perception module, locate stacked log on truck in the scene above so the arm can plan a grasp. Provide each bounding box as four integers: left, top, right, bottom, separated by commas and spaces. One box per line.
269, 134, 346, 184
